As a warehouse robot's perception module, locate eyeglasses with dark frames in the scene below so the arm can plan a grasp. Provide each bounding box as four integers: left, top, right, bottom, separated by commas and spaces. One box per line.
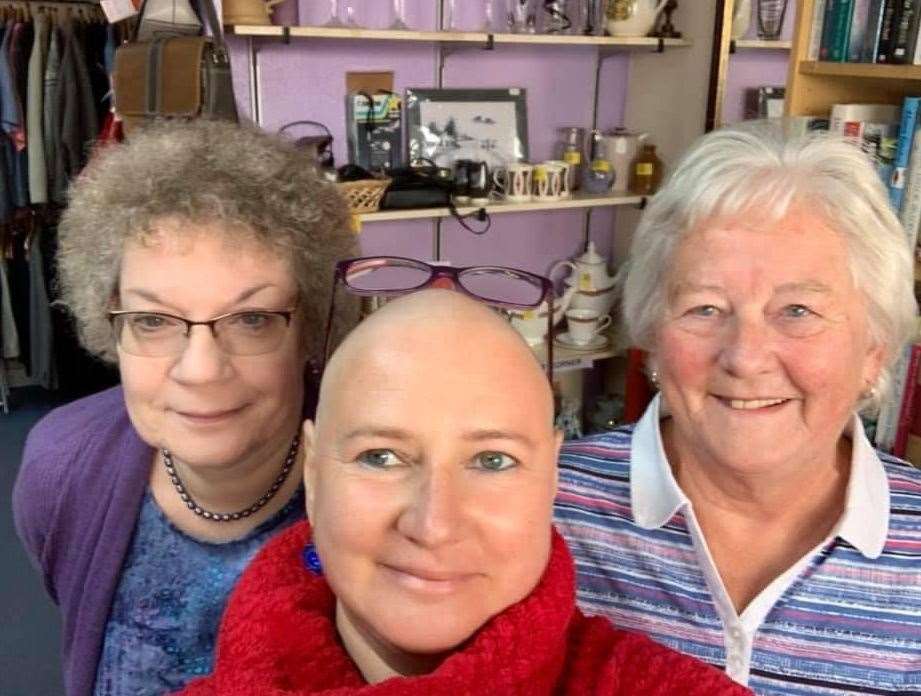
321, 256, 556, 382
108, 306, 299, 357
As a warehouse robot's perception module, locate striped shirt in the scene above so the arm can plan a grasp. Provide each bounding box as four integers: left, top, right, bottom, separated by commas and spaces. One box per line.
554, 396, 921, 695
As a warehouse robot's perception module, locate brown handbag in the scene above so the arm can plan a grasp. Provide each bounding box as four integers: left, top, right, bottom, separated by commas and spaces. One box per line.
113, 0, 238, 135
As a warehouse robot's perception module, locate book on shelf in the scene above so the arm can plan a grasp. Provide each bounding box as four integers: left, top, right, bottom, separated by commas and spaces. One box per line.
891, 0, 921, 63
876, 0, 899, 60
896, 102, 921, 251
862, 0, 890, 61
848, 0, 873, 60
888, 96, 921, 211
821, 0, 856, 61
809, 0, 830, 59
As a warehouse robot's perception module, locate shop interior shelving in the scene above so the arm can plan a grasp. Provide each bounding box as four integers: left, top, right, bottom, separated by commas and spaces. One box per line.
230, 24, 691, 53
357, 192, 645, 223
732, 38, 791, 51
535, 326, 622, 373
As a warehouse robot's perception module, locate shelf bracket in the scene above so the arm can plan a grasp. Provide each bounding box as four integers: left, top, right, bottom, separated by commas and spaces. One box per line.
282, 25, 291, 45
729, 38, 736, 54
484, 33, 495, 50
635, 197, 647, 210
655, 37, 665, 53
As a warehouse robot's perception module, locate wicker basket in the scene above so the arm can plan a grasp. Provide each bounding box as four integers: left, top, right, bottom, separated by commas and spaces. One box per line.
335, 178, 391, 214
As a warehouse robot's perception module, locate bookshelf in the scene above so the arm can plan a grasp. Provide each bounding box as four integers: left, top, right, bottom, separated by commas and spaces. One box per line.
786, 0, 921, 116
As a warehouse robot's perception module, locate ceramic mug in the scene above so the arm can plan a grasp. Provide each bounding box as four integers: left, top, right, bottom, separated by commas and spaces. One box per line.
533, 161, 565, 200
565, 308, 612, 344
544, 159, 573, 198
493, 162, 534, 202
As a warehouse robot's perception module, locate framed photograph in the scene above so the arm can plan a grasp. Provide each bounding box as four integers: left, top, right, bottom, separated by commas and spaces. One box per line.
744, 86, 785, 120
404, 88, 529, 168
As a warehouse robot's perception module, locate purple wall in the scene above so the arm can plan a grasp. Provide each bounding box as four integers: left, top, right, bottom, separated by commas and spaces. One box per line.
227, 0, 630, 276
723, 1, 794, 124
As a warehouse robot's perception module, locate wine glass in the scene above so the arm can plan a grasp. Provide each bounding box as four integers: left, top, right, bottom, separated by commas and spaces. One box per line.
389, 0, 410, 30
323, 0, 345, 27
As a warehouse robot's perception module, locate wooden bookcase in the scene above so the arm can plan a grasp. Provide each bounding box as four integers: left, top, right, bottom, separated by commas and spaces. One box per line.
786, 0, 921, 116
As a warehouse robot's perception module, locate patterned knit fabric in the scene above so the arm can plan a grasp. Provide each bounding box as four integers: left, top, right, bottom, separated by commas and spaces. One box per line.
177, 521, 750, 695
554, 426, 921, 695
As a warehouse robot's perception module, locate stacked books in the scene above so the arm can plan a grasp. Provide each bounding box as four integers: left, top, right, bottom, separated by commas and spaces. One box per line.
810, 0, 921, 64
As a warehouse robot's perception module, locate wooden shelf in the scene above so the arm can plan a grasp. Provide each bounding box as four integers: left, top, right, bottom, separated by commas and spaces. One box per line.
357, 192, 644, 223
800, 61, 921, 81
230, 25, 691, 52
733, 39, 791, 51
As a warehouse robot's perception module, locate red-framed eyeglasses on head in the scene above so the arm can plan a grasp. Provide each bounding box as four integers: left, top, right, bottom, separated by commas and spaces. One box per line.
321, 256, 556, 382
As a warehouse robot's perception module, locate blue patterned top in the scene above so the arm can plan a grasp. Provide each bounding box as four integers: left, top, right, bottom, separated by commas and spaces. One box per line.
93, 488, 305, 696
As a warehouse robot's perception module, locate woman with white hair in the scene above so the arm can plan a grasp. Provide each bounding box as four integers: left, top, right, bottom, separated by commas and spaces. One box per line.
555, 124, 921, 694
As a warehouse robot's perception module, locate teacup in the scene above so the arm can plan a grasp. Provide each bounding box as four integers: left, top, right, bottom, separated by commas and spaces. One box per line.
493, 163, 534, 202
565, 308, 611, 344
533, 161, 566, 200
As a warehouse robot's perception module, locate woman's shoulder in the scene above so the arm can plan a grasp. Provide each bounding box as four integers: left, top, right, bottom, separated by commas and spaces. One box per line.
563, 614, 751, 695
25, 386, 133, 457
560, 426, 635, 463
878, 453, 921, 522
14, 386, 145, 534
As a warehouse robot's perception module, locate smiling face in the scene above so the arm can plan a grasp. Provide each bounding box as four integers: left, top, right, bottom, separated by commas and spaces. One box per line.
304, 292, 560, 670
653, 210, 884, 477
117, 221, 307, 469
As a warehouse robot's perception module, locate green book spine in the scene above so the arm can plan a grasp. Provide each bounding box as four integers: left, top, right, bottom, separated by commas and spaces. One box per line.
829, 0, 856, 61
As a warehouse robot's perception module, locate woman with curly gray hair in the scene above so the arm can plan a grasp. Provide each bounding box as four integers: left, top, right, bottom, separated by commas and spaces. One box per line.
12, 120, 357, 696
555, 124, 921, 693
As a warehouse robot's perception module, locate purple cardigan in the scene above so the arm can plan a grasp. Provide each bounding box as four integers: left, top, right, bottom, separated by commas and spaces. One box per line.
13, 386, 155, 696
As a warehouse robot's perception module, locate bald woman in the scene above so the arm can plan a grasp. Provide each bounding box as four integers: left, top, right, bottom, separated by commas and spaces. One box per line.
179, 290, 749, 696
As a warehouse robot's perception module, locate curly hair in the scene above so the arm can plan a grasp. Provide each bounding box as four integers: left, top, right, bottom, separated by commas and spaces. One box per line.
57, 119, 358, 364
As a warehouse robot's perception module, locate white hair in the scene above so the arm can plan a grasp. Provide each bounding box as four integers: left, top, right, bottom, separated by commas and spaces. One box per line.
621, 122, 918, 410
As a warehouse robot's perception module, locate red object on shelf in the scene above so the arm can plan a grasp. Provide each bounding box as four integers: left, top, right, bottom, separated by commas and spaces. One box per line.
624, 347, 654, 423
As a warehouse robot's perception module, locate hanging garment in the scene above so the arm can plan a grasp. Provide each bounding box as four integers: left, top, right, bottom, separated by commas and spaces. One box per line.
44, 23, 60, 204
29, 225, 55, 389
28, 14, 49, 205
0, 257, 20, 360
9, 20, 33, 208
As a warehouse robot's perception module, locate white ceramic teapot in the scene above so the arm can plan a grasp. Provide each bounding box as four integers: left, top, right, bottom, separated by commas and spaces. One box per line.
508, 261, 577, 346
560, 241, 617, 315
606, 0, 668, 37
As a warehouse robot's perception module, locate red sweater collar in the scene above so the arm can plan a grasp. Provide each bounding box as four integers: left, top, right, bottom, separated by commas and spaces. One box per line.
187, 521, 575, 695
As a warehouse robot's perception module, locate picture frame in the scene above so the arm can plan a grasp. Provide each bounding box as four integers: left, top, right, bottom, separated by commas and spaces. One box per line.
404, 88, 529, 168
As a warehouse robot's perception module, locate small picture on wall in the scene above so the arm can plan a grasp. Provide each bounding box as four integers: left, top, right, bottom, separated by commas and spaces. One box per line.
405, 88, 529, 168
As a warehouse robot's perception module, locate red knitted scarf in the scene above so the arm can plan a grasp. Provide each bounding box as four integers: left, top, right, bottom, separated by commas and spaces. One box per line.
181, 521, 574, 695
179, 522, 752, 696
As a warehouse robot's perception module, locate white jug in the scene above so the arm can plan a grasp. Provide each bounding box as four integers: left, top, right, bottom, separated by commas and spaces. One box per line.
606, 0, 668, 38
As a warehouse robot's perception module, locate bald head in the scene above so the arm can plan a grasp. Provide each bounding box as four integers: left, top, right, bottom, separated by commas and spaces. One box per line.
303, 290, 563, 667
316, 289, 553, 431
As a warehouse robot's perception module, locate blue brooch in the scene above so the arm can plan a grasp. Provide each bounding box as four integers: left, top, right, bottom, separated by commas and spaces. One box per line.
301, 543, 323, 575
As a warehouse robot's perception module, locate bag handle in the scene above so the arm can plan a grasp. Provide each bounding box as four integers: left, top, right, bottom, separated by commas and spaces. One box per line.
130, 0, 226, 48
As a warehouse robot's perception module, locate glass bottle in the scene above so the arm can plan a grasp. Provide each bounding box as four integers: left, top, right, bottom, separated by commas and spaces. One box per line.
558, 126, 585, 192
583, 129, 614, 194
629, 144, 664, 195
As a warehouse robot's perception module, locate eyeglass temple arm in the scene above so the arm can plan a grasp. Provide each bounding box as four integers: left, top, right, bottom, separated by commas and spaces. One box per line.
321, 268, 343, 372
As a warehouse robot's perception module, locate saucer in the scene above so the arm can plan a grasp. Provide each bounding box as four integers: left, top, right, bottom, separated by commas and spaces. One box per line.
554, 332, 608, 351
